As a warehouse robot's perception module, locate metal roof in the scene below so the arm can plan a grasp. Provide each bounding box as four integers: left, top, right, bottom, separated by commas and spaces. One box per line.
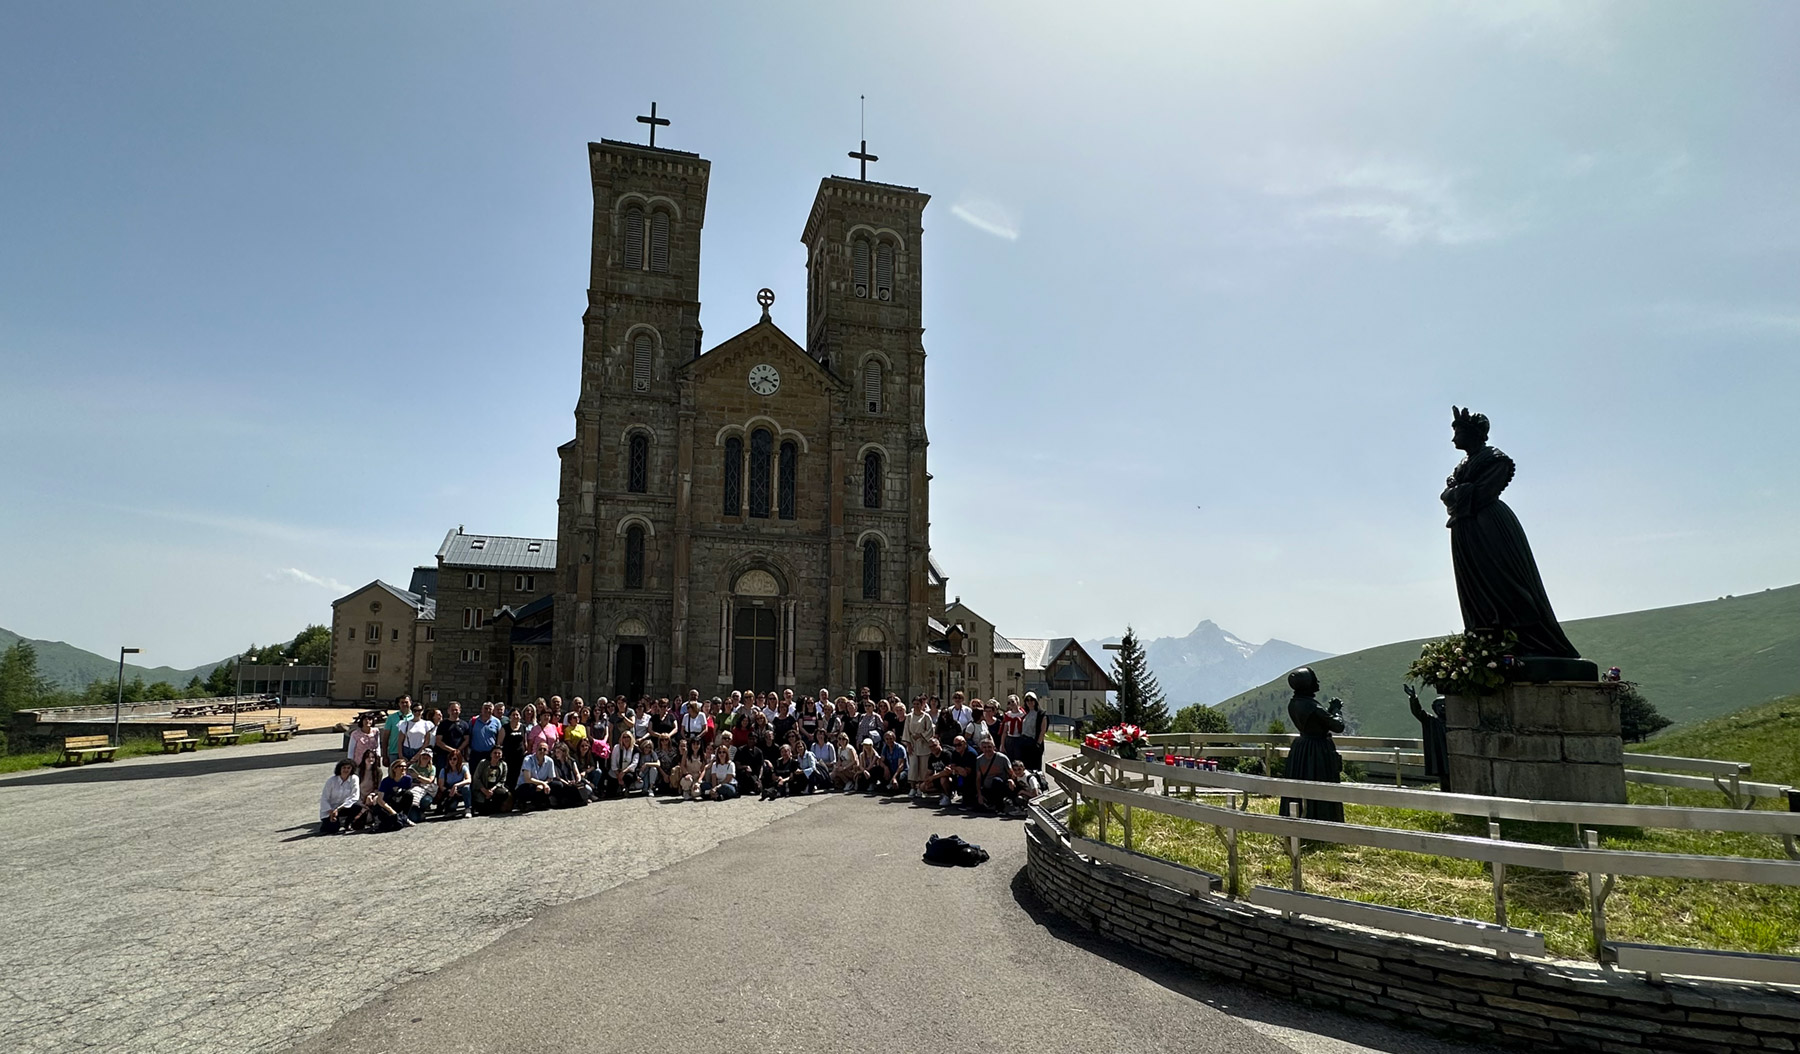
437, 529, 557, 570
1009, 637, 1074, 673
333, 579, 429, 613
992, 631, 1025, 656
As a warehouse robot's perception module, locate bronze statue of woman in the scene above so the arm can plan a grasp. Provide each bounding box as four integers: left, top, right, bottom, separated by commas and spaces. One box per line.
1280, 668, 1345, 823
1442, 407, 1581, 660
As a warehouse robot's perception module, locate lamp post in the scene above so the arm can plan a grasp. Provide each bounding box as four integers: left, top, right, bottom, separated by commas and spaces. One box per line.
278, 657, 296, 724
113, 647, 142, 747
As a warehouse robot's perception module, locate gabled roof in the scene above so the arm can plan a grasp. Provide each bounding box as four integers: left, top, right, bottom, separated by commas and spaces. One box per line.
681, 314, 844, 388
437, 528, 556, 570
332, 579, 429, 613
992, 631, 1024, 657
1012, 637, 1120, 692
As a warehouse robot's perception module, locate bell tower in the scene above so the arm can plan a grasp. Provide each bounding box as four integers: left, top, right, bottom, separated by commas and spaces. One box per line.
553, 112, 710, 697
802, 160, 933, 697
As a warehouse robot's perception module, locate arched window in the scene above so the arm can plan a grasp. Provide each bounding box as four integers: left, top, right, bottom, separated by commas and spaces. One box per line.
862, 450, 883, 509
862, 539, 880, 600
778, 440, 797, 520
722, 436, 743, 516
624, 525, 645, 589
627, 433, 649, 493
863, 361, 882, 414
622, 206, 644, 270
875, 242, 894, 301
632, 333, 652, 392
748, 428, 773, 518
852, 237, 870, 297
649, 211, 670, 272
518, 659, 530, 694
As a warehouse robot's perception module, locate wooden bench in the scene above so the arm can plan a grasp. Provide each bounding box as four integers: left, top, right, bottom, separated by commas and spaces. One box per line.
60, 734, 117, 766
161, 729, 198, 753
203, 725, 242, 747
261, 720, 297, 742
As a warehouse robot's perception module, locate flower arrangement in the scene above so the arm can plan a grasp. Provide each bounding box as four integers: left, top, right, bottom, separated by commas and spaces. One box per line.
1405, 630, 1516, 697
1084, 723, 1148, 760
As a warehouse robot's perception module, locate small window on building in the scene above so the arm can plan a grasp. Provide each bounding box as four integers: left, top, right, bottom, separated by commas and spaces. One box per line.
365, 623, 380, 642
476, 573, 485, 589
863, 361, 882, 414
362, 683, 378, 699
624, 525, 646, 589
632, 333, 652, 392
345, 626, 355, 640
623, 205, 644, 270
391, 629, 399, 641
628, 432, 649, 493
862, 538, 880, 600
875, 242, 893, 301
425, 627, 435, 641
364, 653, 380, 672
469, 539, 486, 550
862, 450, 883, 509
852, 237, 870, 298
723, 436, 743, 515
462, 608, 475, 630
777, 440, 797, 520
649, 211, 670, 272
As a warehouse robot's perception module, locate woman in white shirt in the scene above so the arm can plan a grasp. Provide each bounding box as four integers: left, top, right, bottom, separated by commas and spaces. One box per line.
701, 742, 739, 800
608, 731, 641, 797
318, 759, 363, 835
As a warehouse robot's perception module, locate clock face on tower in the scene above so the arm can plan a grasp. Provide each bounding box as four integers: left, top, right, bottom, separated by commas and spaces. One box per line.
748, 363, 780, 396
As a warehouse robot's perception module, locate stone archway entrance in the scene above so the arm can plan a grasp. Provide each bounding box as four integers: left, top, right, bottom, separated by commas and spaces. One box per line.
719, 569, 794, 693
854, 623, 886, 700
613, 618, 648, 702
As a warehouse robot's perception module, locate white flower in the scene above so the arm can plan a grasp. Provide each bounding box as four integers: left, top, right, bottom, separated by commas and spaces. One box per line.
1486, 661, 1498, 669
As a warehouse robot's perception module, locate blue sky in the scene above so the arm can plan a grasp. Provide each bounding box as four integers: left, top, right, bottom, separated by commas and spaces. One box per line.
3, 2, 1797, 669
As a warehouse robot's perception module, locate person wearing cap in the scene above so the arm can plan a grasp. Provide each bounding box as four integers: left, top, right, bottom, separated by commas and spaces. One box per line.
856, 736, 887, 793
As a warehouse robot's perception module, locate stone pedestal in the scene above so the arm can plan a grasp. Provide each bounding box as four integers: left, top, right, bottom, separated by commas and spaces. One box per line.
1444, 681, 1625, 803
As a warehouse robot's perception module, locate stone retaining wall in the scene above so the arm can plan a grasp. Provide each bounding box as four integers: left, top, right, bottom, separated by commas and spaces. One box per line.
1025, 824, 1800, 1052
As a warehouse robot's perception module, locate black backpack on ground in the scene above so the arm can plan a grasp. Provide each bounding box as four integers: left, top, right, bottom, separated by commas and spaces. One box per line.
923, 833, 989, 867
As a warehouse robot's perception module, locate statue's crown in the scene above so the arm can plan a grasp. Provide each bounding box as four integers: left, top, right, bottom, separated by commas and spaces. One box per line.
1451, 405, 1488, 429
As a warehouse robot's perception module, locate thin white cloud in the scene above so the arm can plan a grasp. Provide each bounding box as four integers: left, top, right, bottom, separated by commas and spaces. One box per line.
951, 199, 1020, 241
1457, 0, 1618, 67
270, 567, 351, 592
99, 503, 408, 549
1652, 302, 1800, 339
1259, 152, 1515, 247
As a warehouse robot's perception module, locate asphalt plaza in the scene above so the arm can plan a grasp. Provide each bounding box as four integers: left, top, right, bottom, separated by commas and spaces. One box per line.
0, 737, 1488, 1054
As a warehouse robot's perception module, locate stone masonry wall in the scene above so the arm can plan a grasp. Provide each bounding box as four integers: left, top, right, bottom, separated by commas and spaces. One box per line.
1446, 681, 1627, 803
1025, 826, 1800, 1052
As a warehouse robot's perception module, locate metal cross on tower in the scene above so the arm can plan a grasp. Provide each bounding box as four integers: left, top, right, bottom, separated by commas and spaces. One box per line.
848, 139, 878, 180
636, 102, 670, 147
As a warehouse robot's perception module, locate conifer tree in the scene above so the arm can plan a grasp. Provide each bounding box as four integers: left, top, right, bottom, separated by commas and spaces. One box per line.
1105, 626, 1170, 733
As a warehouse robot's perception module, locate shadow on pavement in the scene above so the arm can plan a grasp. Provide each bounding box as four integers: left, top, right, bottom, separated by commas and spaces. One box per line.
0, 744, 341, 789
1007, 867, 1486, 1054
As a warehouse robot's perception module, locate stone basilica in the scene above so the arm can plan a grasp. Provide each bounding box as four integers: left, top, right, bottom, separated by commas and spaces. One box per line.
546, 133, 935, 701
333, 125, 1118, 718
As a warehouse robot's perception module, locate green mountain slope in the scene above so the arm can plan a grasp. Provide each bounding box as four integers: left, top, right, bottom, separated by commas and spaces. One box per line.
1216, 584, 1800, 739
0, 627, 228, 692
1632, 695, 1800, 788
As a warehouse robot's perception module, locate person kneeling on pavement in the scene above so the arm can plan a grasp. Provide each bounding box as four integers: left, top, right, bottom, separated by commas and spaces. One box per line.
473, 746, 512, 815
319, 759, 365, 834
514, 741, 556, 812
972, 738, 1020, 815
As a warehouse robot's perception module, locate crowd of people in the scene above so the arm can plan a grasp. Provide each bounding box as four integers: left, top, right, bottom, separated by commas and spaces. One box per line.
317, 687, 1055, 834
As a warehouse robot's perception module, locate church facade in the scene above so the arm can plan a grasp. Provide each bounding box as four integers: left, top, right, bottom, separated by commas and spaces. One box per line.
548, 137, 935, 702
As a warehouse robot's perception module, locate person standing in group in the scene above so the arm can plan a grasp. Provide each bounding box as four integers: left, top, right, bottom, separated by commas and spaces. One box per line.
347, 713, 380, 768
384, 697, 411, 761
398, 702, 436, 761
468, 702, 502, 766
1016, 693, 1048, 771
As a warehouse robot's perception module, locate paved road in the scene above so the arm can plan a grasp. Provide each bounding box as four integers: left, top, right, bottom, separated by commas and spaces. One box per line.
0, 739, 813, 1054
292, 791, 1485, 1054
1, 740, 1488, 1054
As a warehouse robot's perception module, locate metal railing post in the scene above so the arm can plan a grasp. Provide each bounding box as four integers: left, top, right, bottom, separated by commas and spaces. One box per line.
1123, 803, 1133, 851
1585, 829, 1616, 962
1489, 820, 1508, 944
1287, 801, 1304, 893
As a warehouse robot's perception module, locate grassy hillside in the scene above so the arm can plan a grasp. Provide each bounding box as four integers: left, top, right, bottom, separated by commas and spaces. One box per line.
0, 627, 226, 692
1217, 584, 1800, 738
1632, 695, 1800, 789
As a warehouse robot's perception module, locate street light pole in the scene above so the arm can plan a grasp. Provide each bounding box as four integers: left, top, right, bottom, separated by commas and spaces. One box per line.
113, 646, 142, 747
